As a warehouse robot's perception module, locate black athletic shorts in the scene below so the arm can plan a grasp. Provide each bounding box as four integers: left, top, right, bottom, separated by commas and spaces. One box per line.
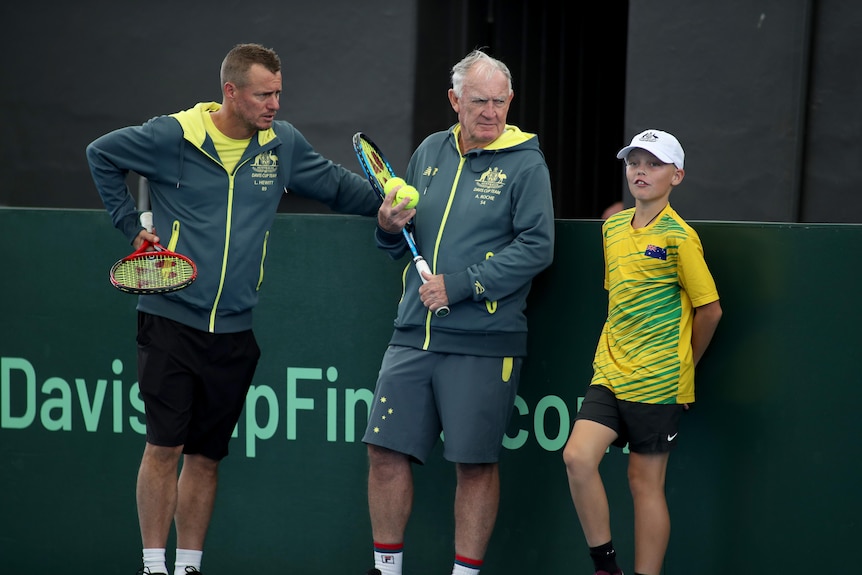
575, 384, 684, 454
136, 311, 260, 460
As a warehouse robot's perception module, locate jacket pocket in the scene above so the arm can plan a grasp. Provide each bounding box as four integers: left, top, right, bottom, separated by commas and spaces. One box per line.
167, 220, 181, 251
484, 251, 497, 314
257, 231, 269, 291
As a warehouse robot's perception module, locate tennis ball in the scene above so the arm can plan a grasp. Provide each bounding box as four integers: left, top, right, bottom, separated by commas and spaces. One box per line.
384, 177, 406, 196
395, 185, 420, 209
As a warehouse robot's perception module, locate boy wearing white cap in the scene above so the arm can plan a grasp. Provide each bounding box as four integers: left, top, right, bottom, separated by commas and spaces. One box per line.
562, 129, 723, 575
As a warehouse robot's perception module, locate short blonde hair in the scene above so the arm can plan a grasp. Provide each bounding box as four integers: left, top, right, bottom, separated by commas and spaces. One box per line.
220, 43, 281, 87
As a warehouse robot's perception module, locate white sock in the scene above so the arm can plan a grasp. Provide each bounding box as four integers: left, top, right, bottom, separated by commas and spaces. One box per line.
142, 548, 168, 575
451, 557, 482, 575
374, 546, 403, 575
174, 548, 203, 574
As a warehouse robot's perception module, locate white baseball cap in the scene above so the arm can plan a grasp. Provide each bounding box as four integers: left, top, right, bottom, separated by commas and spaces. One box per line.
616, 129, 685, 169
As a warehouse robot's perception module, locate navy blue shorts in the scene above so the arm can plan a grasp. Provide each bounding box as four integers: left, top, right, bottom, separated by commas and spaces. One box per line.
136, 312, 260, 460
575, 384, 684, 454
362, 345, 521, 464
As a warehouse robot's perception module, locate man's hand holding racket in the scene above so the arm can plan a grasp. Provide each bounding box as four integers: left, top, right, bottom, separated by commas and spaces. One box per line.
109, 212, 197, 295
377, 183, 450, 313
416, 270, 449, 313
133, 214, 160, 251
353, 131, 450, 317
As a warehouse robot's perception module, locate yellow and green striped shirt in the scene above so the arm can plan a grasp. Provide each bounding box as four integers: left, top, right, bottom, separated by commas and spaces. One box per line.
591, 203, 719, 404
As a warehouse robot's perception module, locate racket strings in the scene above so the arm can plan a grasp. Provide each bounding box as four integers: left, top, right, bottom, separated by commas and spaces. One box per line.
361, 141, 393, 185
112, 254, 194, 290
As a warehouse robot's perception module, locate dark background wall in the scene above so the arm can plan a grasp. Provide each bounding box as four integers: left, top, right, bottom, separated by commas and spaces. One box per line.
621, 0, 862, 223
1, 0, 860, 220
0, 1, 418, 214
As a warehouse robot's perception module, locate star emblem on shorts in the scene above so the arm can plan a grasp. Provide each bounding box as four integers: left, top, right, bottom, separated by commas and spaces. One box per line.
374, 398, 394, 431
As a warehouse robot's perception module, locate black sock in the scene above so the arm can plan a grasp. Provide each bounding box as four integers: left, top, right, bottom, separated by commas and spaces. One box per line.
589, 540, 620, 573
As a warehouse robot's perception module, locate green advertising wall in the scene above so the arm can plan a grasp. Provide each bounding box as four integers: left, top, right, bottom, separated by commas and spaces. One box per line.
1, 208, 859, 574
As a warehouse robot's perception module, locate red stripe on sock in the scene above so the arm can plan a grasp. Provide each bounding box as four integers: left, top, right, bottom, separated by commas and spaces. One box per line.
373, 541, 404, 552
454, 554, 484, 567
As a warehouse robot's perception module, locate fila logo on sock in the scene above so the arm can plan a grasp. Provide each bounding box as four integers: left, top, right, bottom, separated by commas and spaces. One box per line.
382, 555, 395, 564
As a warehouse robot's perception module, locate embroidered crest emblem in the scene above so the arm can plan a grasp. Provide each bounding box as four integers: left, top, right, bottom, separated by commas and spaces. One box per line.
251, 150, 278, 191
474, 167, 507, 204
477, 167, 507, 187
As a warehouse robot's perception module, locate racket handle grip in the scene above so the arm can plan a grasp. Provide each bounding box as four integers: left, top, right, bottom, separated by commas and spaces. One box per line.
140, 211, 154, 233
413, 257, 450, 317
414, 256, 432, 282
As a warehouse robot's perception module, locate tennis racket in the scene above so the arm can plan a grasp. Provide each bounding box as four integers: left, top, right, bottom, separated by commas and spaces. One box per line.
353, 132, 450, 317
109, 212, 197, 295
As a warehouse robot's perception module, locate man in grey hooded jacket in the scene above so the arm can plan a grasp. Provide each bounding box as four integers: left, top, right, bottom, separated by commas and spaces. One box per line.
363, 48, 555, 575
87, 43, 379, 575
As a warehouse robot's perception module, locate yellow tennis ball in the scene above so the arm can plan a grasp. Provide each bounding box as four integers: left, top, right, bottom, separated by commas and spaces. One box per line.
395, 185, 420, 209
384, 177, 406, 196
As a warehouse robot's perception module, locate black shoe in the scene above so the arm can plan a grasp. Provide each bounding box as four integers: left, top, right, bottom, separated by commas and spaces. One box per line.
135, 569, 167, 575
366, 570, 382, 575
182, 568, 203, 574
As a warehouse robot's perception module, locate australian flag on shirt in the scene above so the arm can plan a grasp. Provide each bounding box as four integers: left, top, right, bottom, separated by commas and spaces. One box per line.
645, 244, 667, 260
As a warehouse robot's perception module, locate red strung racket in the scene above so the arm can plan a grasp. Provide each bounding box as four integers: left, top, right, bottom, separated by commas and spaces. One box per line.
109, 212, 197, 295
